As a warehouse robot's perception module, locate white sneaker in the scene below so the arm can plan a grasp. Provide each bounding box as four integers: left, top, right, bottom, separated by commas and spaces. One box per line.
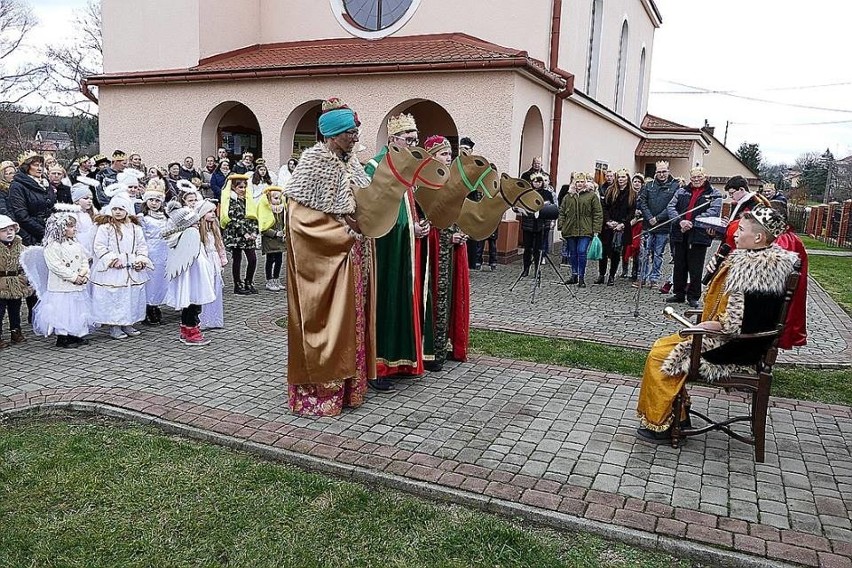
122, 325, 141, 337
265, 280, 277, 291
109, 326, 128, 340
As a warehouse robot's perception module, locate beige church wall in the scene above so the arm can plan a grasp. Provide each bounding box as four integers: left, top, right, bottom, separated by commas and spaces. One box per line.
198, 0, 261, 61
258, 0, 552, 64
559, 99, 643, 185
97, 71, 516, 174
510, 75, 555, 178
102, 0, 200, 73
561, 0, 656, 126
702, 139, 757, 180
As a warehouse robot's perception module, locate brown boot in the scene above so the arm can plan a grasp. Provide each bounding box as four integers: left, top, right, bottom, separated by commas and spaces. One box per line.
0, 336, 8, 349
10, 329, 25, 344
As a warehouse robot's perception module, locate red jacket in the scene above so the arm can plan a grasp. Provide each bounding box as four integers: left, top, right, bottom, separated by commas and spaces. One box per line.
774, 230, 808, 349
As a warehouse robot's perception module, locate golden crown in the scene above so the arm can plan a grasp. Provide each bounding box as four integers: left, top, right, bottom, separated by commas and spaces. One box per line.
387, 113, 417, 136
690, 166, 706, 177
17, 150, 39, 164
571, 172, 588, 182
655, 160, 670, 170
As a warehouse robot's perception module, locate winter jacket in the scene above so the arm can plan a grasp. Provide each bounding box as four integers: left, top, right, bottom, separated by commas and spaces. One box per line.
666, 181, 722, 247
95, 166, 120, 205
52, 182, 72, 204
179, 166, 200, 181
0, 236, 32, 299
210, 171, 228, 201
638, 176, 679, 232
8, 171, 56, 245
0, 181, 9, 216
558, 188, 602, 238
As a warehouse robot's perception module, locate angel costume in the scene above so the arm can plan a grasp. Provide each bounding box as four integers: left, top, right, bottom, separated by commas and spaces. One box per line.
90, 214, 151, 327
198, 234, 227, 329
140, 211, 170, 305
283, 137, 376, 417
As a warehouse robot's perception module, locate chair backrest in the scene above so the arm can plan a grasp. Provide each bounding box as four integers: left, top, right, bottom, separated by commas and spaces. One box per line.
753, 261, 802, 371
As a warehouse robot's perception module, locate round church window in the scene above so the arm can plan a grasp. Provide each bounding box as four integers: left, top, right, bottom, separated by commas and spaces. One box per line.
330, 0, 421, 39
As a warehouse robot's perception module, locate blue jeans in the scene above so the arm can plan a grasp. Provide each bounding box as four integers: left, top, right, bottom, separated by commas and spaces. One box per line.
641, 232, 670, 284
566, 236, 591, 277
561, 239, 571, 264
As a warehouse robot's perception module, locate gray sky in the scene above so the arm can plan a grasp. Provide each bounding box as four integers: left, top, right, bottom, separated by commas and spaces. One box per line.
22, 0, 852, 165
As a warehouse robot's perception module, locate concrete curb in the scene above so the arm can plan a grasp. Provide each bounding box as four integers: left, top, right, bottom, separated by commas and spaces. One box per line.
4, 402, 801, 568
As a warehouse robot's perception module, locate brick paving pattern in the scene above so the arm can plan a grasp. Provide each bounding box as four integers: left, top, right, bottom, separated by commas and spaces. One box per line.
2, 265, 851, 567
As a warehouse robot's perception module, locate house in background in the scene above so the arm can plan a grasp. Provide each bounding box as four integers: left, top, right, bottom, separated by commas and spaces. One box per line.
33, 131, 72, 152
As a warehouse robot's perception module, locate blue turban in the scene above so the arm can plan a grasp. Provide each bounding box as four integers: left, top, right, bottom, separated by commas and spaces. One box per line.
318, 108, 357, 137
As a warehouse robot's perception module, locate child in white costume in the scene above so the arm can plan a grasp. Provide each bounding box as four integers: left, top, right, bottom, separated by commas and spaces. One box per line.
31, 207, 93, 347
90, 195, 152, 339
199, 204, 227, 330
139, 179, 169, 325
163, 200, 217, 345
70, 183, 98, 258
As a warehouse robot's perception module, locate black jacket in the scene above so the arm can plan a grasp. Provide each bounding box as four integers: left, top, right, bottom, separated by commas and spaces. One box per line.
666, 181, 722, 247
8, 171, 56, 245
520, 188, 555, 233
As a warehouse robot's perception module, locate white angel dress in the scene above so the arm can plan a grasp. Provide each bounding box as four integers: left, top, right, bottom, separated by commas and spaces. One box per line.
74, 211, 98, 260
23, 241, 94, 338
199, 238, 226, 329
164, 226, 216, 310
89, 222, 151, 326
140, 212, 170, 306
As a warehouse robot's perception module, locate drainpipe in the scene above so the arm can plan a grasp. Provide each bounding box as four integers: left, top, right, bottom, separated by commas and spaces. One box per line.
548, 0, 567, 181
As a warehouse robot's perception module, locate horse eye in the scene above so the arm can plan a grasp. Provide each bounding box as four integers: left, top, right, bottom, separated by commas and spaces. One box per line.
411, 150, 424, 159
474, 159, 485, 167
391, 145, 400, 153
517, 182, 524, 188
436, 168, 446, 177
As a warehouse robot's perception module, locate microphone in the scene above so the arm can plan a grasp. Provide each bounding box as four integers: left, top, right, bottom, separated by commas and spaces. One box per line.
702, 243, 731, 285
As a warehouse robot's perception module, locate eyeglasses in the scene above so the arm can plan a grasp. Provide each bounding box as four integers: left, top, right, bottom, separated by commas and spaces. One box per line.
394, 135, 419, 147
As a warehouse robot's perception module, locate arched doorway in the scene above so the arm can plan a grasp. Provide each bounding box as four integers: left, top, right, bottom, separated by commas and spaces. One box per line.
201, 101, 262, 163
280, 100, 323, 164
518, 105, 544, 175
377, 99, 458, 152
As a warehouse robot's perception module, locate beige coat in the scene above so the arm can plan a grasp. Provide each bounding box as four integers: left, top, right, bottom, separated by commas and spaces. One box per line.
0, 236, 32, 299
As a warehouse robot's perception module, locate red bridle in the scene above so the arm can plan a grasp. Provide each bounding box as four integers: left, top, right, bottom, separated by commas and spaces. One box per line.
385, 149, 444, 189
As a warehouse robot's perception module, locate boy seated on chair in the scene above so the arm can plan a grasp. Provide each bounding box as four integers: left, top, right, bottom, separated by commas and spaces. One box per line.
635, 206, 798, 443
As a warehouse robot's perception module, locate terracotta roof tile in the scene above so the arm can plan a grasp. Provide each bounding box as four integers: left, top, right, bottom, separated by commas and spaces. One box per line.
641, 114, 693, 131
635, 139, 694, 158
88, 33, 567, 89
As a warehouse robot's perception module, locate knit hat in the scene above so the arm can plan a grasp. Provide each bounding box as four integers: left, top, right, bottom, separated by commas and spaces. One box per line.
745, 205, 787, 238
424, 135, 451, 156
142, 178, 166, 202
105, 195, 135, 216
0, 214, 19, 232
71, 183, 93, 203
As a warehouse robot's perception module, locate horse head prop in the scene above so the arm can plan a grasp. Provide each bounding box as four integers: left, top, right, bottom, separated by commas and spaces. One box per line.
354, 144, 450, 238
415, 153, 497, 230
456, 173, 543, 240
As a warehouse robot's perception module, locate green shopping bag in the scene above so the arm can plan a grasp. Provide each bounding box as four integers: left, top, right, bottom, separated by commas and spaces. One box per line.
587, 234, 603, 261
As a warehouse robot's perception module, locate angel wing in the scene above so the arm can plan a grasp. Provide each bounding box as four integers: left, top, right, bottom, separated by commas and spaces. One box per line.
20, 246, 49, 298
165, 227, 202, 281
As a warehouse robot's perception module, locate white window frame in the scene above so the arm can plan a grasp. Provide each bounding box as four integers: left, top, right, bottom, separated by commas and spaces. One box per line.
329, 0, 422, 40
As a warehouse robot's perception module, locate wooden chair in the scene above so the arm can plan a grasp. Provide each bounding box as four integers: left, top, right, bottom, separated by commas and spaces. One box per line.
669, 263, 801, 463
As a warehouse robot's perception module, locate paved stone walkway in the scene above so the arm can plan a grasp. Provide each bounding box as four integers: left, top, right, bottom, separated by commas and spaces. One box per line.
469, 259, 852, 367
2, 269, 851, 567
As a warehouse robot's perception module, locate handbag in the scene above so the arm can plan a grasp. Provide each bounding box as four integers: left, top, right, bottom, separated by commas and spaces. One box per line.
587, 234, 603, 261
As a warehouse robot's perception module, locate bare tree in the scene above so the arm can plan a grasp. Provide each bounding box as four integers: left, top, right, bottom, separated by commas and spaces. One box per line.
0, 0, 49, 106
44, 0, 102, 116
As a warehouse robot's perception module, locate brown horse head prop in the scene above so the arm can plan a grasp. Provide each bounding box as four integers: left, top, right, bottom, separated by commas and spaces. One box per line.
456, 173, 543, 240
415, 153, 498, 229
354, 144, 450, 238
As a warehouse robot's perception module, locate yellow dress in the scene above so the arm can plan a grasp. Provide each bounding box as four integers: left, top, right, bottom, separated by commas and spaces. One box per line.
636, 265, 732, 431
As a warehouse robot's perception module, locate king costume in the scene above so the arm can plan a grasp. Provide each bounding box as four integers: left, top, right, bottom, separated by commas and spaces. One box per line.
283, 101, 377, 417
636, 207, 798, 438
365, 113, 425, 378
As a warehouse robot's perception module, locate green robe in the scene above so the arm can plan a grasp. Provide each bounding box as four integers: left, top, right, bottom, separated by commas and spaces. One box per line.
365, 147, 424, 377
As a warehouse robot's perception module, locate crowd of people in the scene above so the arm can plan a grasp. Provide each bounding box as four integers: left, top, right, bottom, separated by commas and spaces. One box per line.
0, 101, 809, 437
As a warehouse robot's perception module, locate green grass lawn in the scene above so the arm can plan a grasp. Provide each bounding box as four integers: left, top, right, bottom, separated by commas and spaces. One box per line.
808, 254, 852, 315
470, 330, 852, 407
0, 418, 692, 568
798, 234, 849, 251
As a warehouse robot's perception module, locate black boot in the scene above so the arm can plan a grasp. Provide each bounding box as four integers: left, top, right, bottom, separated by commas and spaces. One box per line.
578, 277, 586, 288
55, 335, 77, 348
245, 281, 258, 294
234, 279, 248, 295
143, 305, 157, 326
153, 306, 163, 324
594, 275, 605, 284
607, 274, 615, 285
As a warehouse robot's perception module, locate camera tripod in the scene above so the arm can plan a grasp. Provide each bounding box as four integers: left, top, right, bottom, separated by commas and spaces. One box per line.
509, 231, 578, 304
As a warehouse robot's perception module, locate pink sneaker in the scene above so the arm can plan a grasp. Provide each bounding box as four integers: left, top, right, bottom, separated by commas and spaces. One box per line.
180, 325, 211, 346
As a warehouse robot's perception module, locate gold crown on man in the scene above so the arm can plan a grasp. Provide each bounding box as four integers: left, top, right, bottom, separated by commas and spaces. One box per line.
655, 160, 669, 171
388, 113, 417, 136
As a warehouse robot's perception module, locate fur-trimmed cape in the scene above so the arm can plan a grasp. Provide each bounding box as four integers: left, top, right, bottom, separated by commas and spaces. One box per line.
282, 143, 370, 216
661, 245, 799, 382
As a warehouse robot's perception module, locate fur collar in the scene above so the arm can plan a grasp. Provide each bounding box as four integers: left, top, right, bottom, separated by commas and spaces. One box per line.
282, 143, 370, 215
724, 244, 799, 296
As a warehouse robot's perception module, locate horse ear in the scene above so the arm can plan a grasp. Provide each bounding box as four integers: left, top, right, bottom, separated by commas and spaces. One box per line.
501, 173, 510, 179
410, 150, 424, 160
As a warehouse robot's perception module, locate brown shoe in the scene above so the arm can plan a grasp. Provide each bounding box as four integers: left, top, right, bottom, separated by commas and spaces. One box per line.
10, 329, 25, 344
0, 337, 8, 349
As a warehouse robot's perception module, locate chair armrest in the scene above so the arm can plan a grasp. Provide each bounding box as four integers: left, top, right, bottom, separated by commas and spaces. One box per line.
732, 330, 779, 340
679, 327, 725, 338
